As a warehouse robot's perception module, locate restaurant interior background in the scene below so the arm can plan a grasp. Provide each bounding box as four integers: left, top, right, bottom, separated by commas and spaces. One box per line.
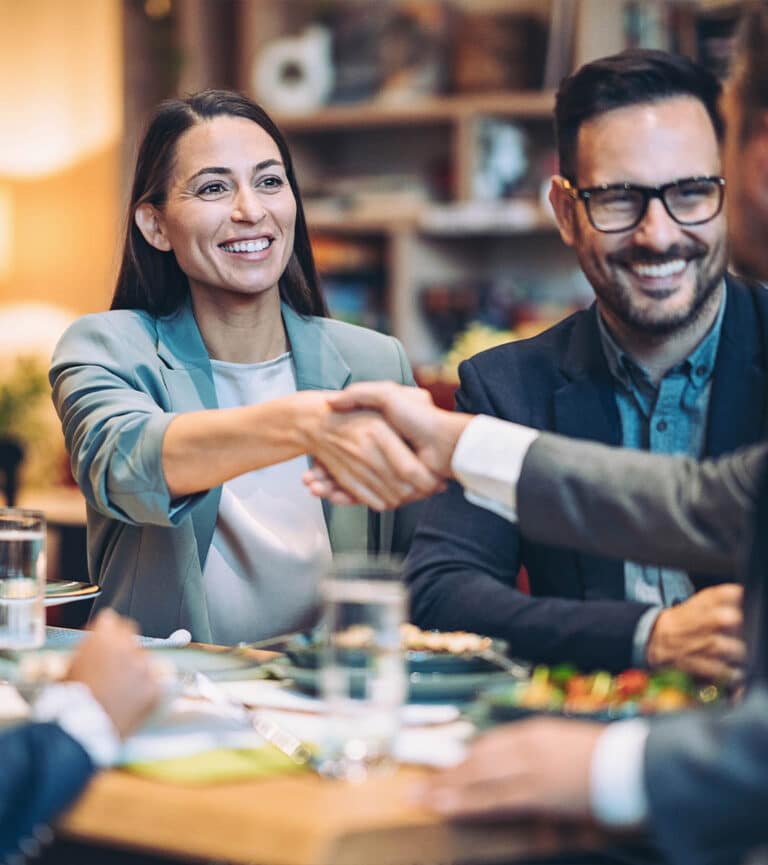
0, 0, 745, 584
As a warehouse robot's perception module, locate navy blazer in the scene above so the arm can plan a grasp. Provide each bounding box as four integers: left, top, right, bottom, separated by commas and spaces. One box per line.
406, 275, 768, 670
0, 723, 94, 860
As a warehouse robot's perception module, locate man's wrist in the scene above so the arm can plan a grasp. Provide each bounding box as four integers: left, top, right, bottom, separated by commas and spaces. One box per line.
633, 607, 663, 668
645, 607, 672, 668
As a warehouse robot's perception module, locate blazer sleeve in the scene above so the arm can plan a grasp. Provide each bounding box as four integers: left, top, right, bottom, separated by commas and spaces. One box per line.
0, 722, 95, 860
50, 315, 202, 527
644, 684, 768, 865
518, 434, 767, 576
405, 361, 650, 670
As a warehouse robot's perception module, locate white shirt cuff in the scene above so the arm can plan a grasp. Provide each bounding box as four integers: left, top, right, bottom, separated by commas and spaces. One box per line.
632, 607, 663, 668
451, 415, 540, 522
32, 681, 122, 768
590, 718, 650, 827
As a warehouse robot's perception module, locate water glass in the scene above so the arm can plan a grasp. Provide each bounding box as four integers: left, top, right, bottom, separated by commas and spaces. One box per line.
317, 554, 407, 781
0, 509, 46, 649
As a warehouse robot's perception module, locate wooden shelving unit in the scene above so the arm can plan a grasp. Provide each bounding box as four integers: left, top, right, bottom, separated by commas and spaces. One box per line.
275, 90, 555, 131
230, 1, 582, 365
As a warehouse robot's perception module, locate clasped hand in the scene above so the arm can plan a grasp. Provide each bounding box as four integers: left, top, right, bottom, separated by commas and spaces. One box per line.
303, 383, 471, 510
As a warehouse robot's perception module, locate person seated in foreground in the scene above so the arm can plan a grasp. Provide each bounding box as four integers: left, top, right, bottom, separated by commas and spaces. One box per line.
0, 610, 161, 860
405, 48, 766, 681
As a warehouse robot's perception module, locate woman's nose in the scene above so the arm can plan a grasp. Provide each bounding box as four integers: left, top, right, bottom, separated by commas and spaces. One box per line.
231, 189, 265, 223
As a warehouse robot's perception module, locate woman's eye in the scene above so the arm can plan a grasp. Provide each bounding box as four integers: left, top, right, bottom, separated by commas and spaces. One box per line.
258, 175, 285, 191
198, 181, 227, 196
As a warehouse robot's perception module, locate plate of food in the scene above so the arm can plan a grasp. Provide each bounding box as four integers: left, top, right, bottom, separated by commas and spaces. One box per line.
265, 659, 512, 704
283, 624, 521, 676
44, 581, 101, 607
479, 664, 724, 723
0, 642, 270, 702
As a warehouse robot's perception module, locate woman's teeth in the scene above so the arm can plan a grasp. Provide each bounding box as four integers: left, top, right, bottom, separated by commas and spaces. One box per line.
221, 238, 271, 253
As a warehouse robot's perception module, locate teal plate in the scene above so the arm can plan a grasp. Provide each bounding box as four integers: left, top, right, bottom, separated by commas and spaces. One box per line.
474, 680, 720, 725
0, 644, 268, 690
284, 634, 511, 676
266, 660, 514, 704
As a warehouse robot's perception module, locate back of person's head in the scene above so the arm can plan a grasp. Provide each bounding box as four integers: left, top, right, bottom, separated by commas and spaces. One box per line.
112, 89, 326, 318
555, 49, 723, 182
729, 1, 768, 141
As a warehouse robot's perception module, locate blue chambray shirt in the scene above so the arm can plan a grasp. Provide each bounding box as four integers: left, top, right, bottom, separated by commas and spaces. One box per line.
596, 284, 727, 666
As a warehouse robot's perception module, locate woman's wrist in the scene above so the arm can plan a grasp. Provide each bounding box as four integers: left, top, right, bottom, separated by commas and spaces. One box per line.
290, 391, 333, 455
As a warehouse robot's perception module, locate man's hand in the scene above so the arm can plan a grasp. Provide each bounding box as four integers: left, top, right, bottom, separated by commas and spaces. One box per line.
65, 609, 162, 739
304, 382, 472, 506
416, 718, 602, 822
306, 404, 445, 510
646, 583, 745, 682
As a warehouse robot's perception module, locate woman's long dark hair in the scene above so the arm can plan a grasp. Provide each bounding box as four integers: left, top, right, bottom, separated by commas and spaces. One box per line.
111, 89, 327, 318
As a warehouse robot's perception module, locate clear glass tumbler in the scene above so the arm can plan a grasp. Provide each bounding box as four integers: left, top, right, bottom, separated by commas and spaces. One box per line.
0, 509, 46, 649
317, 554, 407, 781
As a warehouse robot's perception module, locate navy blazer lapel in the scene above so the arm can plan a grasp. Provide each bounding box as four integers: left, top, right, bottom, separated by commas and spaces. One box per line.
553, 306, 623, 446
705, 277, 768, 457
554, 306, 625, 601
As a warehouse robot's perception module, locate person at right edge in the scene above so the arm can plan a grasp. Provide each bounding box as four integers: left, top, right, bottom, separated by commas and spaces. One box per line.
305, 5, 768, 864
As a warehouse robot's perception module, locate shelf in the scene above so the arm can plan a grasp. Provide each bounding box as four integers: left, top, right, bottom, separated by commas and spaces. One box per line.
305, 200, 558, 237
275, 90, 555, 132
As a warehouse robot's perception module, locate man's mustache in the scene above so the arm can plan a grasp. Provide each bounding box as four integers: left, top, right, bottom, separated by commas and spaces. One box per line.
608, 242, 708, 266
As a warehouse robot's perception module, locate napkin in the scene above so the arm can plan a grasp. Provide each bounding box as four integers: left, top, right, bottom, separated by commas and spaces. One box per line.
218, 679, 461, 726
214, 682, 473, 769
125, 746, 308, 784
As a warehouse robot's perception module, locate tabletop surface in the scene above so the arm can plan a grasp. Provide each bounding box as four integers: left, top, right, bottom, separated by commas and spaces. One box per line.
59, 765, 605, 865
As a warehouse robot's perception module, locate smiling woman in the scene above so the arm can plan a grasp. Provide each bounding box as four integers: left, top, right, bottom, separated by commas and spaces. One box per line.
49, 90, 439, 645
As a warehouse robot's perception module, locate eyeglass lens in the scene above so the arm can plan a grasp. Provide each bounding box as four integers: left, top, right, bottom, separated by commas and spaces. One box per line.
587, 178, 722, 232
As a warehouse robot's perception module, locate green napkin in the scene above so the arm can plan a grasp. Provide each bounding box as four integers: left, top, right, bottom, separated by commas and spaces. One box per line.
123, 746, 309, 785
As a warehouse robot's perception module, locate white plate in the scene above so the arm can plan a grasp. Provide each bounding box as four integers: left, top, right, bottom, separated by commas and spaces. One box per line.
44, 580, 100, 607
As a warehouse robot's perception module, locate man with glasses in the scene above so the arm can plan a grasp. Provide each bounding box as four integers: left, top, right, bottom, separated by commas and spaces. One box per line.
405, 48, 768, 681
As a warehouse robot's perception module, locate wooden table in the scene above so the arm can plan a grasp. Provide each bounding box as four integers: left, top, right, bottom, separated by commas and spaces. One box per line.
59, 766, 605, 865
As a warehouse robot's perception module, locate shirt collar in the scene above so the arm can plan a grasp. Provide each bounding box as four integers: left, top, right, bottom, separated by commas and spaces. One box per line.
597, 281, 727, 393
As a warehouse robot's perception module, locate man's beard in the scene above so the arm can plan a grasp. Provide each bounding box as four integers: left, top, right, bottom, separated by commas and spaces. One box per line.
589, 240, 727, 337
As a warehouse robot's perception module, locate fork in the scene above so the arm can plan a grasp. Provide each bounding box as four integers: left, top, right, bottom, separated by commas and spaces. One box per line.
182, 670, 317, 768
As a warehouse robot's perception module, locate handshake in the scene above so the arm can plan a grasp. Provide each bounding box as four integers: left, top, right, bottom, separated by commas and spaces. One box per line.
302, 382, 473, 512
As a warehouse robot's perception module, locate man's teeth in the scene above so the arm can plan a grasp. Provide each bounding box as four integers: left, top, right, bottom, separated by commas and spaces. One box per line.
630, 259, 687, 278
221, 238, 271, 253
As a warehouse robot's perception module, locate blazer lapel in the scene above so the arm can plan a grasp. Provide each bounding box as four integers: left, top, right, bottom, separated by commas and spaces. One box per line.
554, 307, 625, 600
282, 305, 366, 549
705, 278, 768, 457
283, 305, 351, 392
156, 303, 221, 571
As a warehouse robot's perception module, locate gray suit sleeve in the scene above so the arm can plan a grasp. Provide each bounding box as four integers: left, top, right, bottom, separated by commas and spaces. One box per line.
517, 435, 768, 576
644, 685, 768, 865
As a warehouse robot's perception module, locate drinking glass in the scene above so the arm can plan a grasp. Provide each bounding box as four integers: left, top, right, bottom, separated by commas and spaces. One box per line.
317, 554, 407, 781
0, 509, 46, 649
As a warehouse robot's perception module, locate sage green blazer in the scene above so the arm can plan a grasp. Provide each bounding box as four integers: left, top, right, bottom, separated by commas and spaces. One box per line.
50, 301, 419, 640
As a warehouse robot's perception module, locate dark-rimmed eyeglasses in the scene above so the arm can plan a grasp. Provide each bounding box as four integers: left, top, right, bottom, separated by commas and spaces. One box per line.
562, 176, 726, 233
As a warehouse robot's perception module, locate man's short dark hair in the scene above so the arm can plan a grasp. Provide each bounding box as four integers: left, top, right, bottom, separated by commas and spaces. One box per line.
555, 49, 723, 182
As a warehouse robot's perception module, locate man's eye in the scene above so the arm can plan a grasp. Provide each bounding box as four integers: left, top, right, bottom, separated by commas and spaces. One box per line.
596, 191, 637, 209
677, 182, 713, 199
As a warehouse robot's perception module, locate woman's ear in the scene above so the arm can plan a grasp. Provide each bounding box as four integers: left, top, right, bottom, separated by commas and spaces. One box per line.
134, 203, 172, 251
549, 176, 578, 247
